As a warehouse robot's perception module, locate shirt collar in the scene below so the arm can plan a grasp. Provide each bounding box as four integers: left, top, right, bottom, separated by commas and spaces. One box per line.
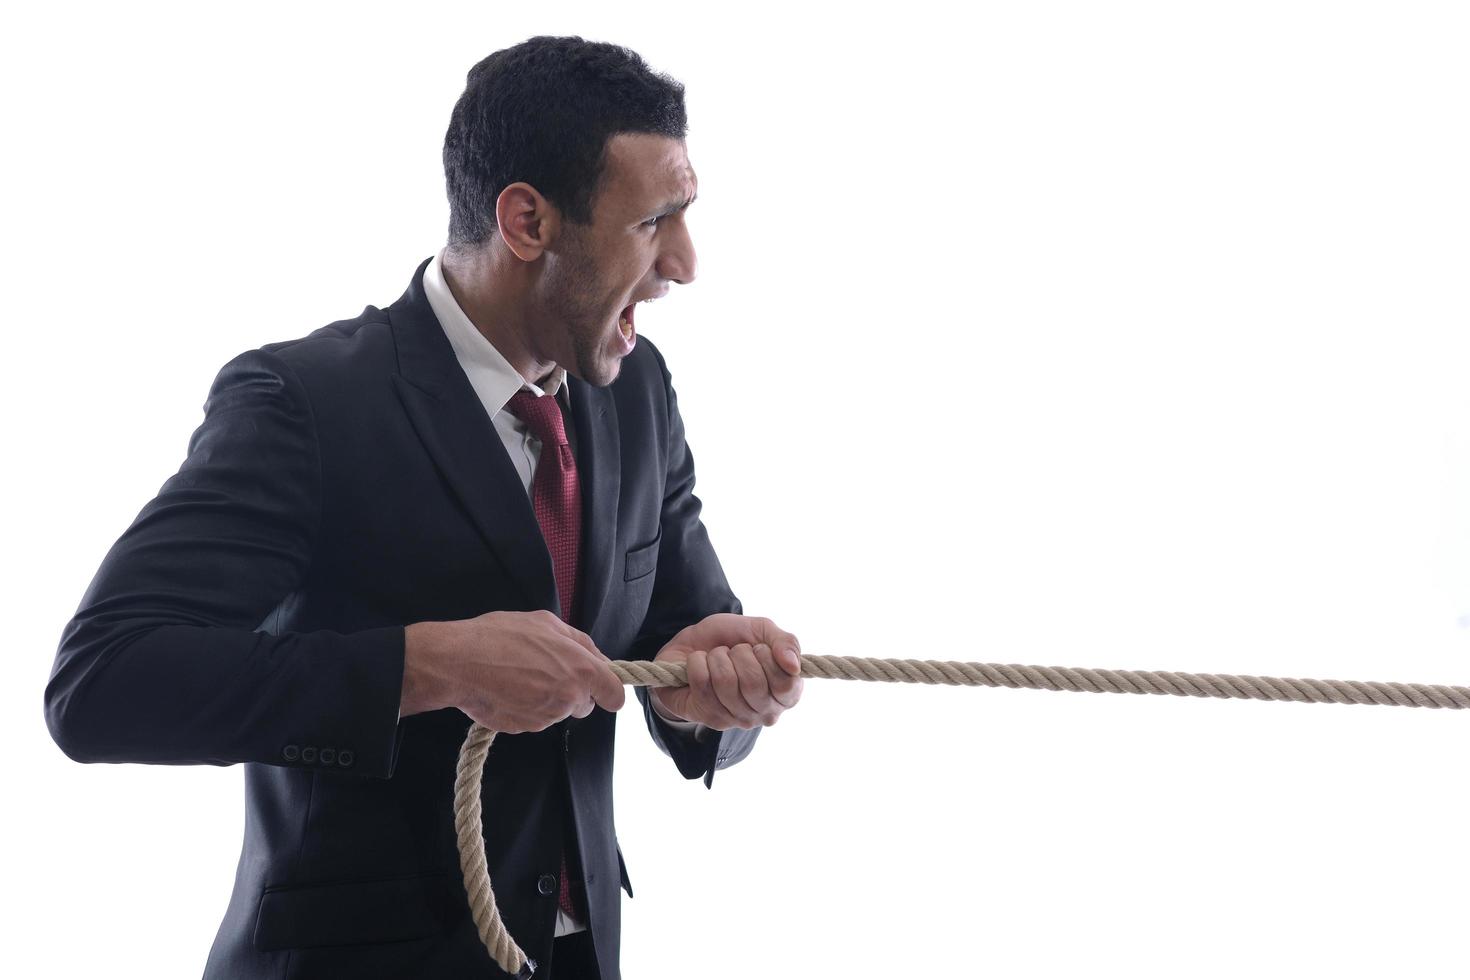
422, 247, 569, 414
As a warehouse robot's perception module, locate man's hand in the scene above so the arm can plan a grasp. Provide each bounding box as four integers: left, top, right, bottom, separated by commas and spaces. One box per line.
649, 614, 803, 730
402, 610, 626, 732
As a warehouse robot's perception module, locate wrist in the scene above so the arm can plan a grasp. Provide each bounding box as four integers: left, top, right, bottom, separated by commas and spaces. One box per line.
401, 621, 449, 718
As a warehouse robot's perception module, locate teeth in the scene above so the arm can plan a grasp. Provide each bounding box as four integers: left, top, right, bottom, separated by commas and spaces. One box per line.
619, 316, 633, 339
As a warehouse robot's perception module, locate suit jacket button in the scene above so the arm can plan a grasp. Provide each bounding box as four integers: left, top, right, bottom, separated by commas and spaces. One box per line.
282, 745, 300, 762
301, 746, 318, 764
537, 874, 557, 896
337, 750, 355, 768
320, 748, 335, 765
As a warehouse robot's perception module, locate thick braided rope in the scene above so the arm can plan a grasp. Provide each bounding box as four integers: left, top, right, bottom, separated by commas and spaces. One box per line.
458, 655, 1470, 975
454, 723, 535, 980
614, 655, 1470, 707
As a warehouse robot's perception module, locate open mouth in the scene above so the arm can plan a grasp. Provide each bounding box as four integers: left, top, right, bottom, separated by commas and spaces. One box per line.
618, 303, 636, 344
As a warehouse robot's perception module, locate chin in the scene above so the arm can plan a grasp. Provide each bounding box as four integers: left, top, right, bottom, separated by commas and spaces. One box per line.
596, 360, 623, 387
574, 357, 620, 389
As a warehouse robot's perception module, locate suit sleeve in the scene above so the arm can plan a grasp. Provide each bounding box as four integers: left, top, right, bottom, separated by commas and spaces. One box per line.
43, 348, 407, 779
624, 341, 761, 790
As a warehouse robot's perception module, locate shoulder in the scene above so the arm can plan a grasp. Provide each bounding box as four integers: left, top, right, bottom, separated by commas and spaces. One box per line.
261, 305, 397, 390
205, 304, 397, 410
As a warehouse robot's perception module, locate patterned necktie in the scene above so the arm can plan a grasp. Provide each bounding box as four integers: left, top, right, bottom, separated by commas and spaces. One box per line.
504, 388, 586, 923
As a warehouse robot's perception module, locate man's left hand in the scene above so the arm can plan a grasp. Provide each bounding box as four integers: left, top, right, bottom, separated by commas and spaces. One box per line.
649, 614, 803, 730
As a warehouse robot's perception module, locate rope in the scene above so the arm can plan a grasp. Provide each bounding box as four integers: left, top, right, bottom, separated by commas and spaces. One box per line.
454, 723, 535, 979
618, 655, 1470, 708
457, 654, 1470, 975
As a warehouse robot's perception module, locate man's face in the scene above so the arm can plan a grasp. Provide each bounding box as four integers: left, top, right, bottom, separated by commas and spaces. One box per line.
538, 133, 699, 387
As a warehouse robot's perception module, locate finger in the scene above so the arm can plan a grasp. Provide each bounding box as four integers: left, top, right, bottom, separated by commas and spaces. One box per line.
576, 640, 625, 712
687, 649, 739, 729
707, 646, 758, 728
750, 617, 803, 676
730, 643, 777, 717
592, 664, 626, 712
649, 684, 686, 723
749, 643, 803, 710
561, 623, 615, 680
735, 644, 790, 727
563, 623, 602, 659
552, 623, 623, 709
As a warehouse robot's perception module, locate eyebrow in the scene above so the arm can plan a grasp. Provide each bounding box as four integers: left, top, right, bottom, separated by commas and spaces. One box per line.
647, 191, 698, 219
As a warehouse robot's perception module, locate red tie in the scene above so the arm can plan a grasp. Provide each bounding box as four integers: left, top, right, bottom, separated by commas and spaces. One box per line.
504, 388, 586, 923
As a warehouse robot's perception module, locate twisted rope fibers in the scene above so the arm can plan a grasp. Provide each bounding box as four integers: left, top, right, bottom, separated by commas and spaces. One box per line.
458, 654, 1470, 974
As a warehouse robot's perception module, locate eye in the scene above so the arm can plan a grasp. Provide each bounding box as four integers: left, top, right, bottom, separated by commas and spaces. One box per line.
642, 215, 662, 229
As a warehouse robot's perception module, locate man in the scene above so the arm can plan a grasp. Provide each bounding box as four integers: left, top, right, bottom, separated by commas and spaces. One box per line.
43, 35, 802, 980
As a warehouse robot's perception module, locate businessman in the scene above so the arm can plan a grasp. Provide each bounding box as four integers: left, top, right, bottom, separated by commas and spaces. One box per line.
44, 35, 803, 980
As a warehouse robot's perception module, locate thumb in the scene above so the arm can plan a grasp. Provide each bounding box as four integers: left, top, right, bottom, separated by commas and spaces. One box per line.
779, 645, 802, 675
594, 661, 627, 712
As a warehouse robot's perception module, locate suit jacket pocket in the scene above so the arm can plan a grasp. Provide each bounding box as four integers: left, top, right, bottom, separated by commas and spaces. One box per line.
624, 530, 662, 582
253, 871, 457, 951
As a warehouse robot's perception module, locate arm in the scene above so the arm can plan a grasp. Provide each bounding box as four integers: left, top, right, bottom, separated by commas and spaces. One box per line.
624, 342, 760, 790
43, 348, 407, 778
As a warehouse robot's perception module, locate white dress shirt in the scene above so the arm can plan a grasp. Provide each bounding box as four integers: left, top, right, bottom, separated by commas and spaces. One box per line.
423, 247, 706, 937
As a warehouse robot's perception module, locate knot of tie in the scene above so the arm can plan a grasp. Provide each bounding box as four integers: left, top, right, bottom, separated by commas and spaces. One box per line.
505, 389, 567, 447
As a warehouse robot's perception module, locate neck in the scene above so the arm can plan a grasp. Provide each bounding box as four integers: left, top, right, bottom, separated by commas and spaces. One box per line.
440, 245, 559, 386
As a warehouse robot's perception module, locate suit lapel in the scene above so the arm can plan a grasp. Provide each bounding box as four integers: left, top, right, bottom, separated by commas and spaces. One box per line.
386, 258, 622, 638
387, 259, 554, 614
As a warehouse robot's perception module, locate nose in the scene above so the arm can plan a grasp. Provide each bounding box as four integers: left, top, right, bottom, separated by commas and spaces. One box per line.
656, 216, 697, 286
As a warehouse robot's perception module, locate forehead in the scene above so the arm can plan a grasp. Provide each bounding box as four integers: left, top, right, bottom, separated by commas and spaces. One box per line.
602, 133, 696, 211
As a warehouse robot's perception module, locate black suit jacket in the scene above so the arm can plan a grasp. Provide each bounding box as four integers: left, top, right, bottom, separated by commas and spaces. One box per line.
44, 257, 760, 979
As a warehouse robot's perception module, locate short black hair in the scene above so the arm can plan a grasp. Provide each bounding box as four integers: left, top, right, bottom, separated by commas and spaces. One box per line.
443, 35, 688, 249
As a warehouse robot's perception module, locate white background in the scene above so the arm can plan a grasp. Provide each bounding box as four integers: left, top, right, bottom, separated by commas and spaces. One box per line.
7, 1, 1470, 977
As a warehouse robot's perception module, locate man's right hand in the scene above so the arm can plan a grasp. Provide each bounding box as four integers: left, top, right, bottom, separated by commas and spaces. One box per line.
400, 610, 626, 732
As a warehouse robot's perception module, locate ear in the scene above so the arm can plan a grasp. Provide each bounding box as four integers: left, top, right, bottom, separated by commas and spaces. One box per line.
494, 181, 560, 261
